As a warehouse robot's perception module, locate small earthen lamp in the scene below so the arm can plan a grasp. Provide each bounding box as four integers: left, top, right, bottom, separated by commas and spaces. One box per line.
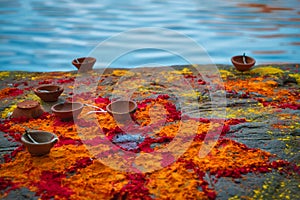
12, 100, 44, 119
231, 53, 256, 72
51, 102, 84, 121
72, 57, 96, 72
21, 130, 58, 156
34, 85, 64, 102
106, 100, 137, 123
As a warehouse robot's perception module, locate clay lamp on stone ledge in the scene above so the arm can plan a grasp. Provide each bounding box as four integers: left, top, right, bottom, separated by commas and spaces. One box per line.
106, 100, 137, 123
51, 102, 84, 121
34, 85, 64, 102
21, 130, 58, 156
72, 57, 96, 72
12, 100, 44, 119
231, 53, 256, 72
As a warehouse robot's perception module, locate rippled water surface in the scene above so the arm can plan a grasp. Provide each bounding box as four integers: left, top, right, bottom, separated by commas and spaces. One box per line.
1, 0, 299, 71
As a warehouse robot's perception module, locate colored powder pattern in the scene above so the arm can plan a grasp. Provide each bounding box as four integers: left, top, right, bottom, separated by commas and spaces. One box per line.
0, 65, 299, 199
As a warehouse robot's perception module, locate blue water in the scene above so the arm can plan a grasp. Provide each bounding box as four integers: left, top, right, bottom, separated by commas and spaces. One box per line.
0, 0, 299, 72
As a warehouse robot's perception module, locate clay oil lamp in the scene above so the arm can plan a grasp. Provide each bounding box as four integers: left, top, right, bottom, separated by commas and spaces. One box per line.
34, 85, 64, 102
72, 57, 96, 72
51, 102, 84, 121
106, 100, 137, 123
21, 130, 58, 156
231, 53, 256, 72
12, 100, 44, 119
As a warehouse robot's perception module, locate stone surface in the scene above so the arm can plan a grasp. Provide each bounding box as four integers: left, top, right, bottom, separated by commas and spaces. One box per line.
0, 64, 299, 199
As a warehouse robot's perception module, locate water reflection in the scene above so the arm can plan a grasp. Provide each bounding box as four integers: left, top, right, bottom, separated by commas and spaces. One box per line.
237, 3, 294, 13
0, 0, 299, 71
252, 50, 286, 55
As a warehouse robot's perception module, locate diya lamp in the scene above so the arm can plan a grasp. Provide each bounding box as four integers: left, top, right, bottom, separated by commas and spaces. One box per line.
51, 101, 84, 121
21, 130, 58, 156
231, 53, 256, 72
106, 100, 137, 123
34, 84, 64, 102
72, 57, 96, 72
12, 100, 44, 119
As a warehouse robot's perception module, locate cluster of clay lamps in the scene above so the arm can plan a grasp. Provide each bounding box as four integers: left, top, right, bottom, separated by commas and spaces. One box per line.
14, 53, 256, 156
12, 88, 136, 156
33, 84, 84, 121
11, 56, 97, 156
16, 100, 137, 156
231, 53, 256, 72
10, 56, 138, 157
